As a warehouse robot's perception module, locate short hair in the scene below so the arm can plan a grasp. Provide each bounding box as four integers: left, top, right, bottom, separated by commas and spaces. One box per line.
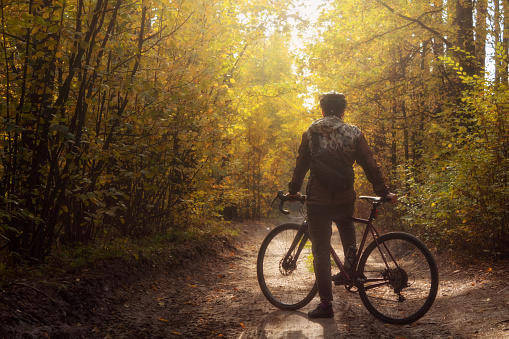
319, 91, 347, 116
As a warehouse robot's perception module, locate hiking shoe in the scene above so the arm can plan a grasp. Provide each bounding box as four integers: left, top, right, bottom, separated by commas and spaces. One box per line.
331, 272, 349, 285
308, 303, 334, 318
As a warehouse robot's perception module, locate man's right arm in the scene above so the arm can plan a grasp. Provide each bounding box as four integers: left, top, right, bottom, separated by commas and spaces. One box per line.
288, 132, 312, 194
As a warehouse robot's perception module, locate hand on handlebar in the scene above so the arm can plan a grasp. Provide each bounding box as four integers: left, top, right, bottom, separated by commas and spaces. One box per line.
273, 191, 305, 215
386, 192, 398, 203
285, 192, 302, 202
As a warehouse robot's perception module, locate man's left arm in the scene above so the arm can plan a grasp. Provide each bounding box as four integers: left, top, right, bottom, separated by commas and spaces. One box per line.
355, 132, 390, 197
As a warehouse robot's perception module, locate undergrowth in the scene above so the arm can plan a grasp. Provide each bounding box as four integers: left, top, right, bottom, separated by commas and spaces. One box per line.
0, 221, 239, 286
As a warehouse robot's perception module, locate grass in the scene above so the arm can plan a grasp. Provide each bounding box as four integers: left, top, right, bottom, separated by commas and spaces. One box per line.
0, 220, 240, 285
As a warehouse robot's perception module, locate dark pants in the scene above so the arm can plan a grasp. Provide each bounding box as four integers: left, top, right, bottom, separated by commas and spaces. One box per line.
307, 203, 356, 304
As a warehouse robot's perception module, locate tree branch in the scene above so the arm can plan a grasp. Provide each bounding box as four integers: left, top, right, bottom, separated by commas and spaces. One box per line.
376, 0, 453, 48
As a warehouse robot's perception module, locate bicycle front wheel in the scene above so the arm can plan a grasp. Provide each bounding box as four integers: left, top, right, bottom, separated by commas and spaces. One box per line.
358, 232, 439, 324
257, 223, 317, 310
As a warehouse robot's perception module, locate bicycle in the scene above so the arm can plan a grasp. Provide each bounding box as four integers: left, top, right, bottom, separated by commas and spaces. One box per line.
256, 191, 439, 324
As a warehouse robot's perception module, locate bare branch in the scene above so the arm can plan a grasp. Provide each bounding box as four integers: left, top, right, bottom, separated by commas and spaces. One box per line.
376, 0, 453, 48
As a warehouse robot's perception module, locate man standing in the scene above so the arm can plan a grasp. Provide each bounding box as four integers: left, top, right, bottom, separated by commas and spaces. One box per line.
287, 91, 397, 318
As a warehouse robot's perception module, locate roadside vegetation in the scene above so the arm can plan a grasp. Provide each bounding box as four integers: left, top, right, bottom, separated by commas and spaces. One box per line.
1, 0, 508, 274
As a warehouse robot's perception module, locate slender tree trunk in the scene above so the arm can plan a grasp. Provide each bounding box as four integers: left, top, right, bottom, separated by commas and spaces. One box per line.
502, 0, 509, 84
475, 0, 488, 72
14, 0, 63, 262
390, 99, 397, 186
494, 0, 502, 83
432, 0, 445, 60
455, 0, 476, 75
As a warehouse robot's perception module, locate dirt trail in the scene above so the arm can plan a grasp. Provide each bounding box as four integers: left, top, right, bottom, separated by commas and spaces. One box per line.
236, 219, 509, 339
1, 219, 509, 338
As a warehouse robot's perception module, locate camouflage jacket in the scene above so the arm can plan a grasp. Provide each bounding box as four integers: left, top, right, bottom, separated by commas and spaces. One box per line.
289, 115, 389, 206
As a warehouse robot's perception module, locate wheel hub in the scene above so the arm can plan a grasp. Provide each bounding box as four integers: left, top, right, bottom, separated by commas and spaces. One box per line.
383, 267, 409, 293
279, 256, 296, 276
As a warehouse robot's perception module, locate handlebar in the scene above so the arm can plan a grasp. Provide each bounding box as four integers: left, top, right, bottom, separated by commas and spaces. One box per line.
270, 190, 306, 215
272, 192, 392, 215
359, 195, 392, 206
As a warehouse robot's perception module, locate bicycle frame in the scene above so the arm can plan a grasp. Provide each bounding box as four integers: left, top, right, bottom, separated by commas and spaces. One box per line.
280, 221, 310, 272
262, 192, 438, 324
282, 198, 394, 286
336, 200, 403, 290
332, 214, 377, 283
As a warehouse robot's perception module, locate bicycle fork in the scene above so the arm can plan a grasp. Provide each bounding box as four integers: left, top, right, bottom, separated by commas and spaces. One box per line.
281, 222, 310, 273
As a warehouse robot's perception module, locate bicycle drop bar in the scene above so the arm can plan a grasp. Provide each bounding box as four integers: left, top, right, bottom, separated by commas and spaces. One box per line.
273, 190, 306, 215
358, 195, 392, 207
274, 191, 389, 215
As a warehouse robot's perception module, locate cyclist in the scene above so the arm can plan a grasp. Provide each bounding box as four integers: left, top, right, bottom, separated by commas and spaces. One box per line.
287, 91, 397, 318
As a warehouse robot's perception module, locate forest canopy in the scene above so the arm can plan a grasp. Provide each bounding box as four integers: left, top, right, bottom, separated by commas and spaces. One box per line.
1, 0, 508, 264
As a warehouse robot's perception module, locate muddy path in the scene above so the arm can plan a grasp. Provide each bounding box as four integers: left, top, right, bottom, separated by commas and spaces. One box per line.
1, 219, 509, 338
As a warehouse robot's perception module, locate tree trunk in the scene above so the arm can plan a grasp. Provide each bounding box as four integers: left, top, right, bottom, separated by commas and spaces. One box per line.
502, 0, 509, 85
454, 0, 476, 75
432, 0, 445, 61
475, 0, 488, 72
494, 0, 502, 83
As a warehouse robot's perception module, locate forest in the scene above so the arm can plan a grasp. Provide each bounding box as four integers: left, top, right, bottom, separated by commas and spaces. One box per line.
0, 0, 508, 267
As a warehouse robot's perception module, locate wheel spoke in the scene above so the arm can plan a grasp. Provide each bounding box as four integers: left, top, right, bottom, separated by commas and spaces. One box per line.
257, 223, 317, 310
358, 233, 438, 324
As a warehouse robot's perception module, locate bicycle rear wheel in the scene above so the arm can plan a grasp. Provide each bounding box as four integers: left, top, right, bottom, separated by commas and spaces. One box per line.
257, 223, 317, 310
358, 232, 439, 324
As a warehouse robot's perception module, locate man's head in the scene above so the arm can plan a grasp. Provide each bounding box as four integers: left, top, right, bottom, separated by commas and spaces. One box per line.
319, 91, 347, 117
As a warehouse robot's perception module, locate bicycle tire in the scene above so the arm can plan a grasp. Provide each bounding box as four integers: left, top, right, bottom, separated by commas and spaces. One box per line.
357, 232, 439, 324
257, 223, 317, 310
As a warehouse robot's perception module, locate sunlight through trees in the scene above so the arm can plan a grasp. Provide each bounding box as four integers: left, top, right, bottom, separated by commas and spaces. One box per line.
0, 0, 507, 264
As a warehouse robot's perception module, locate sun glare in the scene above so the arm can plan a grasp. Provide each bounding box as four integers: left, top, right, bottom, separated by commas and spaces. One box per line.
295, 0, 326, 22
